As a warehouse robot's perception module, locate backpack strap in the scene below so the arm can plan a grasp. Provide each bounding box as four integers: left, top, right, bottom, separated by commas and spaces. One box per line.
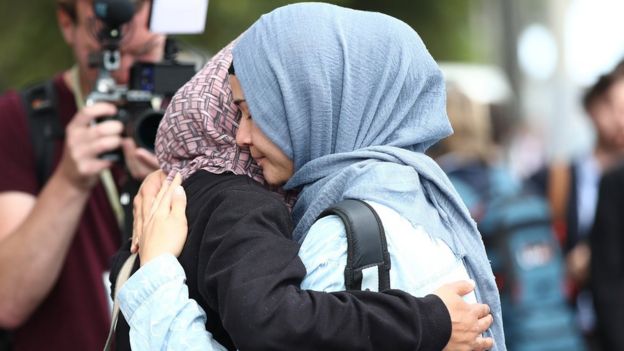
104, 253, 138, 351
20, 80, 64, 190
319, 199, 391, 291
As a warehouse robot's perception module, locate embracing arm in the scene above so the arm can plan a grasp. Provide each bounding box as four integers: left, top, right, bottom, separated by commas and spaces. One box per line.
199, 187, 452, 351
123, 171, 491, 351
118, 254, 227, 351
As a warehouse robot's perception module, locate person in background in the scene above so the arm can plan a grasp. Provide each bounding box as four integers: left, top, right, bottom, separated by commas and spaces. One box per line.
432, 83, 586, 351
530, 65, 624, 350
590, 59, 624, 351
0, 0, 161, 349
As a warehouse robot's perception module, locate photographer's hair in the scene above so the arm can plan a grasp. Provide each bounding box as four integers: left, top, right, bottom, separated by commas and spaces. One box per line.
582, 74, 613, 113
56, 0, 148, 23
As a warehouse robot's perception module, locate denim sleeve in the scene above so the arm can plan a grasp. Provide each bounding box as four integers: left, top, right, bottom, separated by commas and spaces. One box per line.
117, 254, 227, 351
299, 215, 348, 291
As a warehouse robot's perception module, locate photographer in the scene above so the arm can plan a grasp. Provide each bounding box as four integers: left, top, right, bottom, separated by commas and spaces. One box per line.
0, 0, 163, 349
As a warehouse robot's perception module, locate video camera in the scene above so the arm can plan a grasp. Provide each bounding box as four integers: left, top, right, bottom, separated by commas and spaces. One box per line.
87, 0, 205, 161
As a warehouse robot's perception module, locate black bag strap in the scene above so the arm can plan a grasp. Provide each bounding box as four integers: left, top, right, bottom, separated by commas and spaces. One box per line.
319, 199, 391, 291
20, 80, 64, 190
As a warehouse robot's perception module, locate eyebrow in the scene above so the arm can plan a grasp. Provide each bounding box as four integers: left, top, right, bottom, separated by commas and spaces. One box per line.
233, 99, 246, 106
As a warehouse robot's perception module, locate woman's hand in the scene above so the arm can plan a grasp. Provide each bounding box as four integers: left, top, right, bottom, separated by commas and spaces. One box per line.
132, 171, 188, 265
131, 170, 167, 253
435, 280, 494, 351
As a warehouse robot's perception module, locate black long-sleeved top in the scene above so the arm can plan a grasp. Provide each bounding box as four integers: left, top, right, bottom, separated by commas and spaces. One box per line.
111, 170, 451, 350
590, 165, 624, 351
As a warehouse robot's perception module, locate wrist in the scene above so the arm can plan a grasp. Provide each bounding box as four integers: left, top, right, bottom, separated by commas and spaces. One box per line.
48, 166, 94, 198
54, 158, 100, 193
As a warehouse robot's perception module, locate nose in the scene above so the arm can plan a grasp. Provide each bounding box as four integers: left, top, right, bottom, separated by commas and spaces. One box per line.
236, 116, 252, 147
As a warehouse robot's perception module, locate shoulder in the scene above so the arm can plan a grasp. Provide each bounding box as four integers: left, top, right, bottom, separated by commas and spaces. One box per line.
0, 88, 30, 151
0, 74, 70, 126
185, 170, 291, 227
186, 170, 284, 204
0, 89, 26, 122
309, 214, 346, 237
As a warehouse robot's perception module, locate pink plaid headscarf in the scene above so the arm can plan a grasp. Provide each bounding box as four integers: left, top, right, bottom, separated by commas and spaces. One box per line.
155, 41, 265, 183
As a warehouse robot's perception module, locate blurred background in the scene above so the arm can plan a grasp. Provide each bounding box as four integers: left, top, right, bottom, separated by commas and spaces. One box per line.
2, 1, 623, 350
1, 0, 623, 175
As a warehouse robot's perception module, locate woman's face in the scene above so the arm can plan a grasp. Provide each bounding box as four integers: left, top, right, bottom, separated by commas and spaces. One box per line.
230, 74, 294, 186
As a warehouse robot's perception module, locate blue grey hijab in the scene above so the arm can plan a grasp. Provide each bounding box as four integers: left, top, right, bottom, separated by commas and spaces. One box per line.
233, 3, 505, 348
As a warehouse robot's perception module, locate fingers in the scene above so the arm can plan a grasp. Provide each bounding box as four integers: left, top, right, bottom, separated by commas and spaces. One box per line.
478, 313, 493, 331
154, 173, 182, 218
132, 170, 166, 252
137, 172, 188, 265
150, 173, 174, 218
59, 102, 124, 189
476, 303, 491, 318
70, 102, 117, 127
171, 184, 187, 220
68, 104, 123, 156
131, 200, 140, 253
473, 336, 494, 351
442, 279, 476, 297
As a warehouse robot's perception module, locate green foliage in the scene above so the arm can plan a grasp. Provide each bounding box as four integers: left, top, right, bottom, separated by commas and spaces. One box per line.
350, 0, 478, 62
184, 0, 353, 55
0, 1, 73, 91
0, 0, 478, 91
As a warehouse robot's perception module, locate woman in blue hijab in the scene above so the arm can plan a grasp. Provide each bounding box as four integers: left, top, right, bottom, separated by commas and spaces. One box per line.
230, 2, 504, 350
119, 3, 503, 350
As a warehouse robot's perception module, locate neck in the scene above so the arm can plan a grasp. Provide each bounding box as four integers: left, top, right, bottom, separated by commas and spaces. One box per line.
593, 146, 624, 173
63, 67, 89, 108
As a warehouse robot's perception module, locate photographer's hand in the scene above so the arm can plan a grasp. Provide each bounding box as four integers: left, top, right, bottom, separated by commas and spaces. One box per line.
122, 138, 159, 180
57, 102, 123, 191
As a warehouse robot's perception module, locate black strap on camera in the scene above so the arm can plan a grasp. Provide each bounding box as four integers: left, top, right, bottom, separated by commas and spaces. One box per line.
20, 80, 64, 191
318, 199, 391, 291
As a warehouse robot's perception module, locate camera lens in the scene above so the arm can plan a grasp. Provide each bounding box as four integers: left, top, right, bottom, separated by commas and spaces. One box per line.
133, 110, 163, 152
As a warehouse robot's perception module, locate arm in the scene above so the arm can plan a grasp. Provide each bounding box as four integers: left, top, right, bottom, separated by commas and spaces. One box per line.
590, 171, 624, 350
118, 172, 227, 350
127, 171, 490, 351
0, 102, 122, 328
198, 186, 451, 351
119, 254, 227, 351
204, 191, 494, 351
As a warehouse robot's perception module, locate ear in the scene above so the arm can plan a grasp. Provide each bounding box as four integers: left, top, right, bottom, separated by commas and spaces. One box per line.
57, 8, 76, 45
